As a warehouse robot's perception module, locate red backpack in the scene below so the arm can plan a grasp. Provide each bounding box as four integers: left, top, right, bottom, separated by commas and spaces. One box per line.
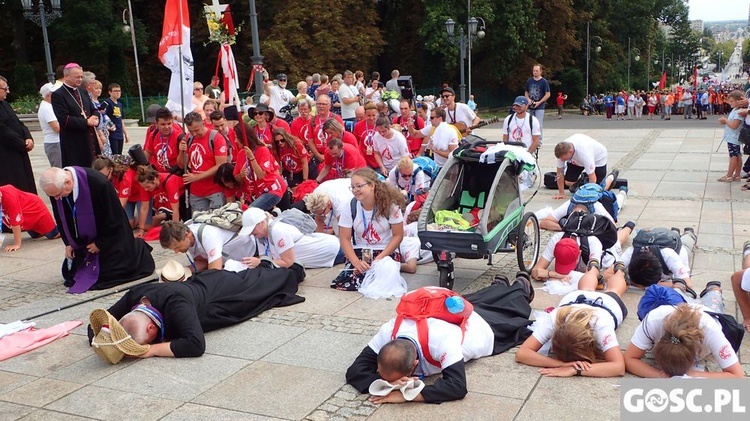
391, 287, 474, 368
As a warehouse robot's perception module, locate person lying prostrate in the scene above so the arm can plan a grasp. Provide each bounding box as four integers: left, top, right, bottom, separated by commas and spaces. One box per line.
303, 178, 354, 235
731, 241, 750, 332
331, 168, 421, 291
616, 227, 696, 289
540, 190, 614, 232
159, 220, 257, 272
346, 278, 534, 404
531, 235, 600, 282
516, 253, 629, 378
0, 184, 59, 251
238, 207, 343, 269
136, 166, 185, 225
624, 302, 744, 378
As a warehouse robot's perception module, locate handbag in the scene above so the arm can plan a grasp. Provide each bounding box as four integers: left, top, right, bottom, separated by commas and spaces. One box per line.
739, 123, 750, 146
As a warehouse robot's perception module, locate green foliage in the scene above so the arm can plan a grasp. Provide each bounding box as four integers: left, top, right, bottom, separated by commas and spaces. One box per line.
711, 41, 736, 72
12, 63, 36, 98
744, 39, 750, 67
9, 95, 39, 115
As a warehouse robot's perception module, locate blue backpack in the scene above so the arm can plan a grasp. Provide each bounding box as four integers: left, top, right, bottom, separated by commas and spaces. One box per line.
412, 156, 439, 183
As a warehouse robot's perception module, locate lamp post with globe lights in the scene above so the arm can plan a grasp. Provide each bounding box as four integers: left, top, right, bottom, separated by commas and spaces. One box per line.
21, 0, 62, 84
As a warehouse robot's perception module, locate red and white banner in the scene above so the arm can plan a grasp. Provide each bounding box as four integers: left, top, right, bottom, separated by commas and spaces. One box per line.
159, 0, 194, 118
219, 44, 240, 108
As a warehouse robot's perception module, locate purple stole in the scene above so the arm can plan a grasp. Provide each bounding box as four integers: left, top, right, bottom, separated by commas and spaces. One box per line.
55, 167, 100, 293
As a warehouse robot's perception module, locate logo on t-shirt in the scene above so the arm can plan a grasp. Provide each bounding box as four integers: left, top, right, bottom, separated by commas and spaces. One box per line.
362, 223, 381, 245
122, 187, 130, 196
719, 344, 732, 360
209, 249, 217, 258
602, 334, 612, 347
277, 238, 285, 248
190, 144, 207, 170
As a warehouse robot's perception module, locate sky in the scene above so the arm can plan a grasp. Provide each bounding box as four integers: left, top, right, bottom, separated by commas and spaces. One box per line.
688, 0, 750, 22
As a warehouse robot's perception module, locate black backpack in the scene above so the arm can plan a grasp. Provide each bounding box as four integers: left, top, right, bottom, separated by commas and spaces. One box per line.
561, 211, 618, 264
632, 228, 681, 275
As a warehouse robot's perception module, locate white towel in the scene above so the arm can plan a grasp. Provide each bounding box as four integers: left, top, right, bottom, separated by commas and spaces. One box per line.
369, 378, 426, 401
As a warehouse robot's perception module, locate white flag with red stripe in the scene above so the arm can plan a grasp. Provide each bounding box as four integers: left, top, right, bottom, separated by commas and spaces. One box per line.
159, 0, 194, 118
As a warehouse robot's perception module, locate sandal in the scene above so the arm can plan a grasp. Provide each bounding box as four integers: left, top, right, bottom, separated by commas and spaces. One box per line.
717, 176, 733, 182
733, 176, 743, 181
741, 184, 750, 191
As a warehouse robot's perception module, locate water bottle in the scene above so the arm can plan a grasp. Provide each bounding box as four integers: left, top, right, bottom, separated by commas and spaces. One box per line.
445, 296, 465, 314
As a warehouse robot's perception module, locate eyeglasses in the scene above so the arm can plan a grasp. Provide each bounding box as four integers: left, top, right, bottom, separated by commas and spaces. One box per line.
0, 87, 9, 92
349, 182, 371, 192
279, 79, 287, 82
399, 173, 412, 178
194, 88, 202, 91
441, 94, 452, 99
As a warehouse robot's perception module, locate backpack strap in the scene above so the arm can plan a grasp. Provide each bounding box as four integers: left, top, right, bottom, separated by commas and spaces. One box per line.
196, 223, 237, 259
415, 318, 441, 367
651, 246, 672, 276
561, 294, 620, 329
350, 197, 358, 246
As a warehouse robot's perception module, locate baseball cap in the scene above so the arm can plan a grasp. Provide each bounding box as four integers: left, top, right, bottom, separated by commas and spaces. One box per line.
239, 207, 267, 236
146, 104, 161, 123
440, 87, 455, 96
513, 96, 529, 106
276, 73, 287, 81
39, 82, 58, 98
553, 238, 581, 275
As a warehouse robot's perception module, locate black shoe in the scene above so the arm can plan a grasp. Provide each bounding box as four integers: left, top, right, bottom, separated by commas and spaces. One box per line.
671, 227, 681, 235
63, 278, 75, 288
672, 279, 697, 299
513, 271, 535, 303
490, 274, 511, 288
699, 281, 721, 298
621, 221, 636, 232
569, 177, 586, 193
605, 169, 619, 190
683, 227, 695, 236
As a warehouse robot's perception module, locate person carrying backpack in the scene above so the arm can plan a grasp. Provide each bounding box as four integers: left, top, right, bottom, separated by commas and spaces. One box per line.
346, 278, 534, 404
615, 227, 697, 292
238, 207, 344, 269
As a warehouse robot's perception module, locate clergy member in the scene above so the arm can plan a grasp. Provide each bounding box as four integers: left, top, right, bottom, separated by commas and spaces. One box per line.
39, 166, 155, 293
51, 63, 100, 167
0, 76, 37, 194
88, 261, 306, 359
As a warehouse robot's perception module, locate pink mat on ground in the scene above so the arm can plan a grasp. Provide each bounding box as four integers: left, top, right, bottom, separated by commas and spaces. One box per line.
0, 320, 82, 361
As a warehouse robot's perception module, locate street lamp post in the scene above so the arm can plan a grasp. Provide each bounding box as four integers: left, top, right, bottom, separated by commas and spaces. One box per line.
446, 16, 485, 103
585, 22, 602, 98
21, 0, 62, 84
248, 0, 264, 101
122, 3, 145, 123
627, 37, 640, 90
466, 16, 486, 100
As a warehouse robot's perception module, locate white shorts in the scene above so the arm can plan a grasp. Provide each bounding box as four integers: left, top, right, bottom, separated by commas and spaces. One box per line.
741, 268, 750, 292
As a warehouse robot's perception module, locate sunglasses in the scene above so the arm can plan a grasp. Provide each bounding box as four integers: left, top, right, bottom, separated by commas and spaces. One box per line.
441, 94, 452, 99
400, 173, 412, 178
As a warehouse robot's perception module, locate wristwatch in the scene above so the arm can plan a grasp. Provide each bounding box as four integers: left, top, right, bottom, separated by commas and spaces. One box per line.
575, 367, 582, 376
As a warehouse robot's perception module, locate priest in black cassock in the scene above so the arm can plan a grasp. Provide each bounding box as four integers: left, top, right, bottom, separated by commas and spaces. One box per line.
40, 166, 155, 293
87, 262, 306, 358
0, 76, 37, 194
50, 63, 100, 167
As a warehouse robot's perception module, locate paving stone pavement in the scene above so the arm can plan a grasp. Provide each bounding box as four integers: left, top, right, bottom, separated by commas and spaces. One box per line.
0, 124, 748, 420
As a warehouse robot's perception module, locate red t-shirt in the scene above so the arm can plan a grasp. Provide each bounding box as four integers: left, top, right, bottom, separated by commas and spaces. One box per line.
149, 173, 185, 211
143, 124, 183, 173
254, 124, 275, 146
556, 95, 565, 106
311, 112, 345, 156
353, 120, 379, 168
234, 146, 287, 199
272, 118, 291, 133
0, 185, 56, 234
341, 131, 358, 148
392, 115, 425, 156
188, 129, 228, 197
323, 143, 366, 180
111, 168, 149, 203
276, 138, 310, 175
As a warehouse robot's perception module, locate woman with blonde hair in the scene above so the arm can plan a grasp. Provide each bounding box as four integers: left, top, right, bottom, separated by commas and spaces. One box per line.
624, 298, 743, 378
516, 243, 629, 377
331, 168, 421, 291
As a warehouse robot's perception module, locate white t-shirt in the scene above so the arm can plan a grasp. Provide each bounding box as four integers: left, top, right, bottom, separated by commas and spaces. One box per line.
314, 178, 355, 226
630, 305, 738, 370
444, 103, 476, 128
259, 220, 340, 268
550, 200, 614, 224
627, 95, 636, 107
386, 163, 430, 195
188, 223, 257, 265
37, 101, 59, 144
533, 291, 622, 353
556, 133, 608, 174
269, 85, 294, 118
365, 86, 382, 104
368, 312, 494, 376
621, 245, 690, 280
338, 202, 403, 249
373, 130, 409, 173
339, 83, 360, 120
502, 113, 541, 149
420, 122, 459, 167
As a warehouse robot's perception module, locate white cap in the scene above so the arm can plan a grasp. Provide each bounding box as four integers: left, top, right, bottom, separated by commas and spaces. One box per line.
239, 207, 267, 236
39, 82, 58, 98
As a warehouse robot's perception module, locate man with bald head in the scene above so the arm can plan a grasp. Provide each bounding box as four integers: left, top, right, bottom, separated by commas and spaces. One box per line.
51, 63, 100, 167
87, 262, 306, 358
40, 166, 154, 293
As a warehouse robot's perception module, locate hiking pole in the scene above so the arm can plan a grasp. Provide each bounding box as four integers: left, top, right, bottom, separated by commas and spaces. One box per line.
16, 277, 159, 322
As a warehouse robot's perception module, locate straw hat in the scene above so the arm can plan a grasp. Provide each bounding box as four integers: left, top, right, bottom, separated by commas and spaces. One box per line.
158, 259, 191, 283
89, 308, 150, 364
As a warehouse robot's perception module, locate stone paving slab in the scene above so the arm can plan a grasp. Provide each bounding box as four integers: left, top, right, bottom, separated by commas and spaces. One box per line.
0, 125, 748, 420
